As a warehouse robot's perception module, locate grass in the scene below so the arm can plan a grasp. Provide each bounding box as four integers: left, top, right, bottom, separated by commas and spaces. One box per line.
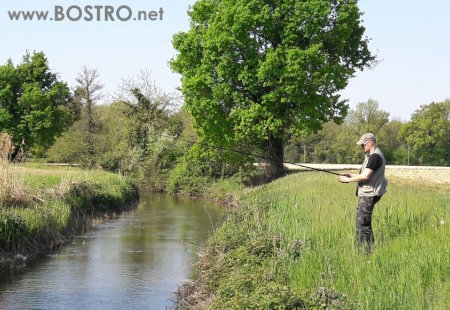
0, 160, 138, 257
195, 172, 449, 309
11, 163, 112, 189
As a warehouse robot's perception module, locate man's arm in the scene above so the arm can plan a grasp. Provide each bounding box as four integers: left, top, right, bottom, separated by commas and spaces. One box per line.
340, 153, 381, 183
339, 169, 373, 183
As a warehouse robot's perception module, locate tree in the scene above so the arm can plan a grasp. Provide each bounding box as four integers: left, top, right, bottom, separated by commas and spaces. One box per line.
286, 100, 394, 165
308, 120, 360, 164
46, 119, 89, 164
115, 70, 180, 155
399, 100, 450, 166
67, 87, 84, 122
378, 119, 408, 164
113, 71, 185, 185
347, 99, 390, 135
47, 101, 133, 169
171, 0, 375, 178
75, 66, 104, 160
0, 51, 71, 157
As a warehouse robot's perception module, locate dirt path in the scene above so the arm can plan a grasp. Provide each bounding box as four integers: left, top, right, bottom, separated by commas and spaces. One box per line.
284, 163, 450, 186
384, 166, 450, 186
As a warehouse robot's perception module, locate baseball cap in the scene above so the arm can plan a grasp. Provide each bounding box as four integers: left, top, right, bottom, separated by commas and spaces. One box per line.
356, 133, 376, 145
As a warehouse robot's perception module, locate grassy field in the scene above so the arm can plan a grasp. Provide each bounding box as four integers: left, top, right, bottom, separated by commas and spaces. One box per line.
191, 172, 449, 309
0, 161, 138, 265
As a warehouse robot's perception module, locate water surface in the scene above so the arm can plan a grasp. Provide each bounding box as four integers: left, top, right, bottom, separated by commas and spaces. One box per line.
0, 191, 223, 309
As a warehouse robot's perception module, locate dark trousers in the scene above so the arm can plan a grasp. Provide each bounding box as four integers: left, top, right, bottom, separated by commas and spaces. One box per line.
356, 196, 381, 254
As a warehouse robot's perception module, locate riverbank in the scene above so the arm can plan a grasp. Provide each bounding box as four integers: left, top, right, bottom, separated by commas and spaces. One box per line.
179, 170, 449, 309
0, 162, 138, 272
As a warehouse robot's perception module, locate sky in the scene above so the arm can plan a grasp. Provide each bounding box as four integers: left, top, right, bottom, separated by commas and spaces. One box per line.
1, 0, 449, 121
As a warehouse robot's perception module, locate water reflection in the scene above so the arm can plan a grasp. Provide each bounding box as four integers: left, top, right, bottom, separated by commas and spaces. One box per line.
0, 192, 223, 309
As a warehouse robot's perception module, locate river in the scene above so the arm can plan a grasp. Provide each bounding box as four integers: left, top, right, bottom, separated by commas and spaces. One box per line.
0, 191, 223, 309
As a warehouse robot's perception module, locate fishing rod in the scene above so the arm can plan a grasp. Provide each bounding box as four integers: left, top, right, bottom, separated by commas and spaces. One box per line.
157, 133, 342, 176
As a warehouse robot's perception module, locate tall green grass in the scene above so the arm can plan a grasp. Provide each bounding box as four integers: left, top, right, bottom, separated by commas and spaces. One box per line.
204, 172, 449, 309
10, 200, 71, 235
0, 161, 137, 253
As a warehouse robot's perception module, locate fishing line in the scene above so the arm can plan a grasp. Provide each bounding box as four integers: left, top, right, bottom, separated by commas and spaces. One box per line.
156, 133, 342, 176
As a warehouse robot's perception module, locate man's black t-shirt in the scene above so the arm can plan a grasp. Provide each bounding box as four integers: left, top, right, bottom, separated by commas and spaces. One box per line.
366, 153, 382, 170
357, 153, 383, 194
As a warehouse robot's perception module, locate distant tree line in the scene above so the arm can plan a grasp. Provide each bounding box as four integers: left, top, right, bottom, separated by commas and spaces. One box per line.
284, 99, 449, 166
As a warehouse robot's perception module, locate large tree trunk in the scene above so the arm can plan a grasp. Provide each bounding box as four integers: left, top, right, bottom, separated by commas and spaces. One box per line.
261, 135, 285, 180
11, 138, 26, 162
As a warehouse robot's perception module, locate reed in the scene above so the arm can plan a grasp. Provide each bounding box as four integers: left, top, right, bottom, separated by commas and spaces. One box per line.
0, 158, 33, 208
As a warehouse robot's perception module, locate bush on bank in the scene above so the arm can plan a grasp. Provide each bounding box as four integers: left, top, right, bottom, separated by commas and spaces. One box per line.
167, 144, 252, 197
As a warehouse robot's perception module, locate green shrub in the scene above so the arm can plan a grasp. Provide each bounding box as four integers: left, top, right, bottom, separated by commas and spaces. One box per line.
97, 151, 121, 171
168, 143, 250, 196
65, 179, 136, 212
167, 156, 210, 196
0, 211, 26, 250
201, 208, 305, 309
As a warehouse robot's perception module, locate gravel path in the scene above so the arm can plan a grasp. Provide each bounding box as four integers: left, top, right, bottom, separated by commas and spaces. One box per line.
284, 163, 450, 185
385, 166, 450, 185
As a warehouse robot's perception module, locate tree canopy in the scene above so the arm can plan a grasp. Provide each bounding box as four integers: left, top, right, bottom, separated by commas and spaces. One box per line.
347, 99, 390, 134
75, 66, 104, 161
171, 0, 374, 176
0, 51, 71, 156
399, 100, 450, 166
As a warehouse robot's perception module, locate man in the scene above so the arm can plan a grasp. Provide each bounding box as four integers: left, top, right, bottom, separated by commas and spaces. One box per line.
339, 133, 388, 254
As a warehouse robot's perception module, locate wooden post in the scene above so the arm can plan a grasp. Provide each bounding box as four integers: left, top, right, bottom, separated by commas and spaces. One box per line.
407, 145, 410, 166
303, 144, 306, 164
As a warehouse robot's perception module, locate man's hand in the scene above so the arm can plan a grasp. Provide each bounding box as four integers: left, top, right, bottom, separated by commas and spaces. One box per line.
339, 173, 351, 183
